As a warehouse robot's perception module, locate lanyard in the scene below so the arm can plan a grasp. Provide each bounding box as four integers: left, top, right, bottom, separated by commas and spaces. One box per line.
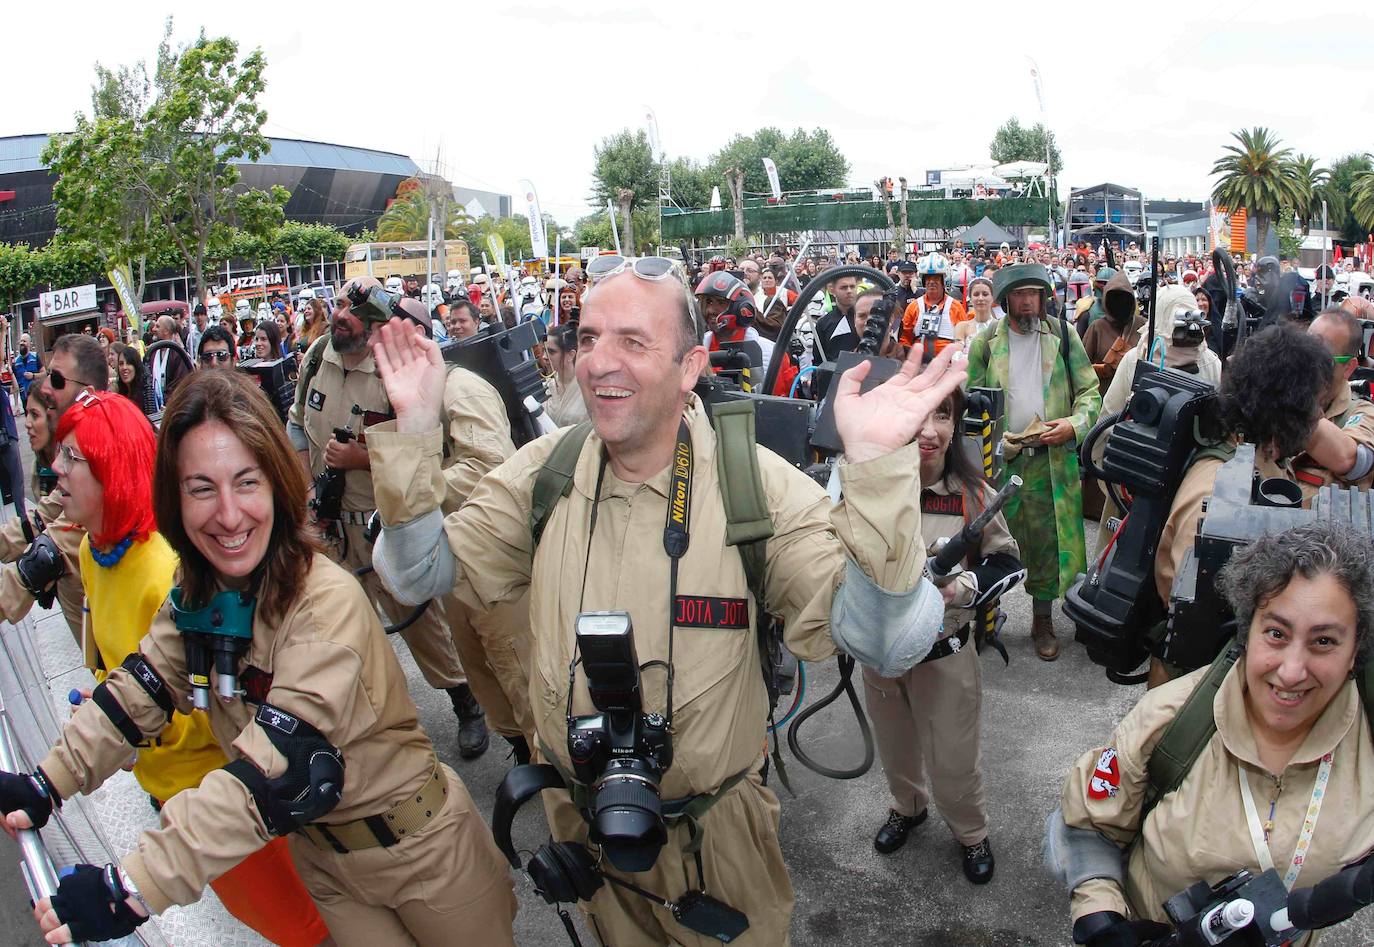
1237, 752, 1334, 890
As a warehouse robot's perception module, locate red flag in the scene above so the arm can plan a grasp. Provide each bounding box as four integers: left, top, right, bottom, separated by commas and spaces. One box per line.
1335, 244, 1344, 262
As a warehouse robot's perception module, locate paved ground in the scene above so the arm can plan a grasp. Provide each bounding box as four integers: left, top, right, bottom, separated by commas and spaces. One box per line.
0, 417, 1371, 946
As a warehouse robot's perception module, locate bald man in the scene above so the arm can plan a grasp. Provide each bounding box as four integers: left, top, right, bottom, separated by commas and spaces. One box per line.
148, 314, 193, 411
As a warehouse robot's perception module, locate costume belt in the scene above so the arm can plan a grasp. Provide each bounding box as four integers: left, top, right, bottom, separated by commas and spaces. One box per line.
299, 762, 445, 853
919, 624, 971, 664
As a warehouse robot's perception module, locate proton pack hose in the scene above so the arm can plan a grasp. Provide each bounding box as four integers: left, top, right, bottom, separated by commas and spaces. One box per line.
785, 654, 874, 779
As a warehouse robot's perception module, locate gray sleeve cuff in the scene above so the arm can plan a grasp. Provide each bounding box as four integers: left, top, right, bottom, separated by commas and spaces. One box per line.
1042, 807, 1126, 892
372, 508, 455, 606
829, 558, 943, 677
1346, 443, 1374, 482
286, 420, 308, 453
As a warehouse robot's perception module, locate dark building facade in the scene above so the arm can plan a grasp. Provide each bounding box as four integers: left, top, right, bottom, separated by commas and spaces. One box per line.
0, 134, 420, 247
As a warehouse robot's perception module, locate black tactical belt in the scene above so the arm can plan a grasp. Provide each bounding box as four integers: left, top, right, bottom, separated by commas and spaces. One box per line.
919, 625, 971, 664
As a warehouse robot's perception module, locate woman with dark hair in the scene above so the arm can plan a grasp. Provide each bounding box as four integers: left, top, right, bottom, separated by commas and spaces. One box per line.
2, 388, 330, 946
253, 319, 283, 361
0, 371, 516, 946
1054, 521, 1374, 946
863, 384, 1025, 886
116, 344, 147, 408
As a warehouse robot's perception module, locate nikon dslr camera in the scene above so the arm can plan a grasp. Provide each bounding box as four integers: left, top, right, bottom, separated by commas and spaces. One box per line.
566, 612, 673, 873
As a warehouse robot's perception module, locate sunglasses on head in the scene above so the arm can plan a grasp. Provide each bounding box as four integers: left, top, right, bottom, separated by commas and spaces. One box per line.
586, 255, 684, 286
49, 368, 93, 391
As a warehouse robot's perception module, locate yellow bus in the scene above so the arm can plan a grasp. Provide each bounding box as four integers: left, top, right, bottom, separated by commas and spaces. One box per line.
343, 240, 471, 283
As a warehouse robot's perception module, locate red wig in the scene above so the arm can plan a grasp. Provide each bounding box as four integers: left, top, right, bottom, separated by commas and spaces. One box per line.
53, 391, 157, 548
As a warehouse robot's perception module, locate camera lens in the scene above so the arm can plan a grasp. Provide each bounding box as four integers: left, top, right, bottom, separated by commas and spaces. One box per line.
590, 760, 668, 873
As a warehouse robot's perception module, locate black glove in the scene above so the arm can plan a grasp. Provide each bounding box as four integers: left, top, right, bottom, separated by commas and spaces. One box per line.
0, 768, 57, 828
49, 863, 149, 942
1073, 910, 1172, 947
16, 533, 64, 604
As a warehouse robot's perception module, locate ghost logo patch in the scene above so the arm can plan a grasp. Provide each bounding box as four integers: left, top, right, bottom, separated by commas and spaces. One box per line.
1088, 748, 1121, 800
307, 389, 326, 412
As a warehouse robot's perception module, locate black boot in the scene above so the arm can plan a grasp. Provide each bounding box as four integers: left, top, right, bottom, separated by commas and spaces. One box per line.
961, 838, 995, 884
505, 734, 532, 766
446, 684, 489, 759
874, 808, 927, 855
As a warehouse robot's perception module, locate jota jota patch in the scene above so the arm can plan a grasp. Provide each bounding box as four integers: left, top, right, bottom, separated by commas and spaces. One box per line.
673, 595, 749, 630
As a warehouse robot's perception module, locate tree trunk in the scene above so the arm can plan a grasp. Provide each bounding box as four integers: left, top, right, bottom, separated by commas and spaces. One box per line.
724, 168, 746, 242
617, 188, 635, 254
897, 177, 910, 253
1255, 214, 1270, 257
877, 178, 895, 250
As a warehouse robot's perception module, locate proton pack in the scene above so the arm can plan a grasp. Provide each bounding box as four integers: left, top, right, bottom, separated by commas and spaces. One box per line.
1064, 360, 1223, 682
439, 320, 551, 447
1163, 445, 1374, 674
237, 356, 298, 423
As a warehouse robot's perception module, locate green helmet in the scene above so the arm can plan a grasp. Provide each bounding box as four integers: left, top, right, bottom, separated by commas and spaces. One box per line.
991, 263, 1052, 307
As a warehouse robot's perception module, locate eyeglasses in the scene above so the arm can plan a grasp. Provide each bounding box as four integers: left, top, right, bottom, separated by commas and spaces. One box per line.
49, 368, 94, 391
199, 350, 232, 364
585, 255, 684, 286
55, 443, 88, 470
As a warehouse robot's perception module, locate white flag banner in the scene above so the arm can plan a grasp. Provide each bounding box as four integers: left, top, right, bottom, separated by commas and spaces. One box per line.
710, 186, 721, 212
520, 180, 549, 259
762, 157, 782, 201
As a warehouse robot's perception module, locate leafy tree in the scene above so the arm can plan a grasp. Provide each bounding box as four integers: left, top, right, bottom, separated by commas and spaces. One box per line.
1211, 128, 1304, 259
590, 130, 658, 214
1273, 211, 1303, 261
573, 213, 615, 253
665, 157, 714, 210
43, 24, 285, 303
988, 117, 1062, 176
0, 244, 37, 309
708, 128, 849, 201
272, 222, 352, 265
376, 193, 473, 241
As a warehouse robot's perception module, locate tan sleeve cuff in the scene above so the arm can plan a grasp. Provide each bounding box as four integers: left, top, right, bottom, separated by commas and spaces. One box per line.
36, 750, 78, 800
365, 424, 446, 525
1071, 878, 1131, 923
121, 851, 176, 915
832, 441, 924, 592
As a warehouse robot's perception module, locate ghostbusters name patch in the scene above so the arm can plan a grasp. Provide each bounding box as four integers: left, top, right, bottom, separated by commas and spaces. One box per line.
674, 595, 749, 629
1088, 748, 1121, 800
307, 389, 326, 411
921, 491, 964, 516
1345, 413, 1364, 429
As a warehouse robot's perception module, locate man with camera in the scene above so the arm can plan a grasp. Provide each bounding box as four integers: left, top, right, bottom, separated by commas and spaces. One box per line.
366, 260, 965, 944
287, 276, 490, 758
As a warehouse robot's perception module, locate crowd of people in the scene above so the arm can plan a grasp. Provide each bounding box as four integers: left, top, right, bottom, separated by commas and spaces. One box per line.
0, 233, 1367, 947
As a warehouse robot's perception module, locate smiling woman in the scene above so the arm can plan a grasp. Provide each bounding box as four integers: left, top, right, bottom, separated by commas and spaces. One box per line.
1051, 521, 1374, 946
0, 370, 517, 946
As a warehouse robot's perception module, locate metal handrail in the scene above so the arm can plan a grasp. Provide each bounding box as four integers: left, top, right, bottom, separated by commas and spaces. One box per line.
0, 706, 71, 947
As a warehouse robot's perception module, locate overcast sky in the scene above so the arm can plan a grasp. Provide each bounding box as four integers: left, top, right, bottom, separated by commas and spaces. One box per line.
7, 1, 1374, 226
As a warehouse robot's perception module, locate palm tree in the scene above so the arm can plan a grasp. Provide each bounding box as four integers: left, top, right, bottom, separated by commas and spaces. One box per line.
1289, 153, 1329, 234
1352, 168, 1374, 234
375, 193, 474, 242
1211, 128, 1305, 255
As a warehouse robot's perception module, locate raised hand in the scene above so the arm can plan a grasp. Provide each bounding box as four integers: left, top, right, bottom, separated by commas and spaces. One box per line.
833, 340, 968, 464
370, 318, 447, 434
